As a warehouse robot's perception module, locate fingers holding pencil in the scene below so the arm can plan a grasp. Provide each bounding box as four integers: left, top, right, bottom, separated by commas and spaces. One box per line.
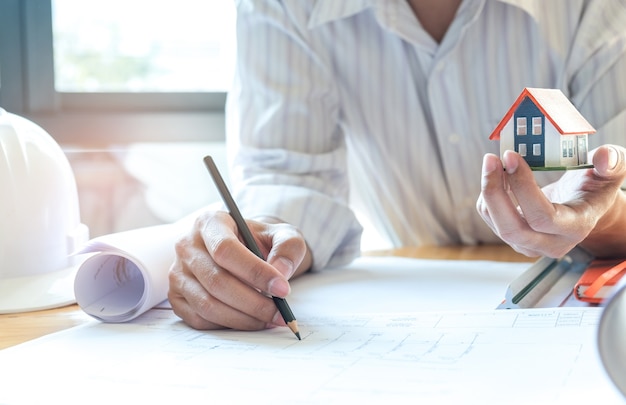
168, 156, 311, 339
169, 211, 292, 331
203, 156, 303, 339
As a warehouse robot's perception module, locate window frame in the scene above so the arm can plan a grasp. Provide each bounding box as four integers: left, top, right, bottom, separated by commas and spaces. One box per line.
0, 0, 25, 113
531, 117, 542, 135
516, 117, 527, 135
0, 0, 227, 146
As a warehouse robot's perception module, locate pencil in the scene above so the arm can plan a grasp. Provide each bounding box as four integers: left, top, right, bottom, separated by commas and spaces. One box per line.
203, 155, 301, 340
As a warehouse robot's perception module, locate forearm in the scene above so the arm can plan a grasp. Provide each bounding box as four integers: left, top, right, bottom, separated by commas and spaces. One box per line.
230, 1, 362, 270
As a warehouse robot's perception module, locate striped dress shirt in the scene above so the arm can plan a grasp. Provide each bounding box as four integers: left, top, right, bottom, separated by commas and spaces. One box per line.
227, 0, 626, 270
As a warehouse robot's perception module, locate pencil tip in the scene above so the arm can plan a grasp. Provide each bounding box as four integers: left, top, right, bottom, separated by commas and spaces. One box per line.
287, 320, 301, 340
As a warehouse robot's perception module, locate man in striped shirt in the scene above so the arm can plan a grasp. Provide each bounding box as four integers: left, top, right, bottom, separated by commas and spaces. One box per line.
169, 0, 626, 331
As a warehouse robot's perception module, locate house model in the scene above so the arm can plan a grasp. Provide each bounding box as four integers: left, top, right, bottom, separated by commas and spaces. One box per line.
489, 88, 596, 170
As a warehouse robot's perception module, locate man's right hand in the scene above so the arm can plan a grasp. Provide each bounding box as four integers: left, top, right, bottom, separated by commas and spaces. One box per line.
168, 210, 312, 330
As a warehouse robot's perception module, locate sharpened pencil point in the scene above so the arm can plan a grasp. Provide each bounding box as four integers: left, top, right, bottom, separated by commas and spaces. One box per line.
287, 320, 301, 340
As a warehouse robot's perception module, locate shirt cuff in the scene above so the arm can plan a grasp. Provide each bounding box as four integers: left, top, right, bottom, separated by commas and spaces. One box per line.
235, 184, 362, 270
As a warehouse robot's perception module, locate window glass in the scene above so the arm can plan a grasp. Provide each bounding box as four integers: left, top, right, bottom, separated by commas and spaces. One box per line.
568, 140, 574, 157
516, 117, 526, 135
52, 0, 236, 92
532, 117, 542, 135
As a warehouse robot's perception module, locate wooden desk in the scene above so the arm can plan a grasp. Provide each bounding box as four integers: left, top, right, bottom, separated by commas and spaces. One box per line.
364, 244, 534, 263
0, 244, 534, 350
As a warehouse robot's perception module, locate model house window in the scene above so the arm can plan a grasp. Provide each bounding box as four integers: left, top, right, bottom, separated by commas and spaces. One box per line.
533, 143, 541, 156
518, 143, 527, 156
568, 140, 574, 157
516, 117, 527, 135
562, 140, 568, 157
532, 117, 542, 135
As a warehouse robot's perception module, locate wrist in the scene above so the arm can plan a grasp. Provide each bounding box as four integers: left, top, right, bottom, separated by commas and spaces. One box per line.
581, 189, 626, 258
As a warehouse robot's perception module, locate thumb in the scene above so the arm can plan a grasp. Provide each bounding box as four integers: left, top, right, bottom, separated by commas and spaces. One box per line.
269, 256, 297, 279
592, 145, 626, 179
262, 222, 310, 279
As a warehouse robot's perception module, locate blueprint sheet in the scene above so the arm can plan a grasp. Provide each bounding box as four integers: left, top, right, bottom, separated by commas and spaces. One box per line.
0, 257, 623, 404
0, 307, 622, 404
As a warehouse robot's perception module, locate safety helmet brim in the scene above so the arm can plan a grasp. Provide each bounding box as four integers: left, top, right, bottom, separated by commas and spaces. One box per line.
0, 262, 82, 314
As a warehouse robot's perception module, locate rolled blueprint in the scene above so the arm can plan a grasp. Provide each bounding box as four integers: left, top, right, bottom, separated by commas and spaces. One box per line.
73, 222, 188, 322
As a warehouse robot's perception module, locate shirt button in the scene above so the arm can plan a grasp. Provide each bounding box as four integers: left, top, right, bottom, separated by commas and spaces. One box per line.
448, 133, 460, 144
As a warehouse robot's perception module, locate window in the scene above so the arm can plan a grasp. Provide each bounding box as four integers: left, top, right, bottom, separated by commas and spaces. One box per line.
532, 143, 541, 156
516, 117, 526, 135
532, 117, 542, 135
0, 0, 236, 145
518, 143, 527, 156
568, 140, 574, 157
52, 0, 235, 93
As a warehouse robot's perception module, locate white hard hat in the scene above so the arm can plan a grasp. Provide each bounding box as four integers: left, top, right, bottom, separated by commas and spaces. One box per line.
0, 108, 89, 313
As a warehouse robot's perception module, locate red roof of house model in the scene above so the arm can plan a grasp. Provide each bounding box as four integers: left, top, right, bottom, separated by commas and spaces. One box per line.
489, 88, 596, 140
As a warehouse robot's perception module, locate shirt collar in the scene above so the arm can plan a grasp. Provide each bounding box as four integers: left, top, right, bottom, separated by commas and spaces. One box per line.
308, 0, 544, 29
495, 0, 546, 21
308, 0, 376, 28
